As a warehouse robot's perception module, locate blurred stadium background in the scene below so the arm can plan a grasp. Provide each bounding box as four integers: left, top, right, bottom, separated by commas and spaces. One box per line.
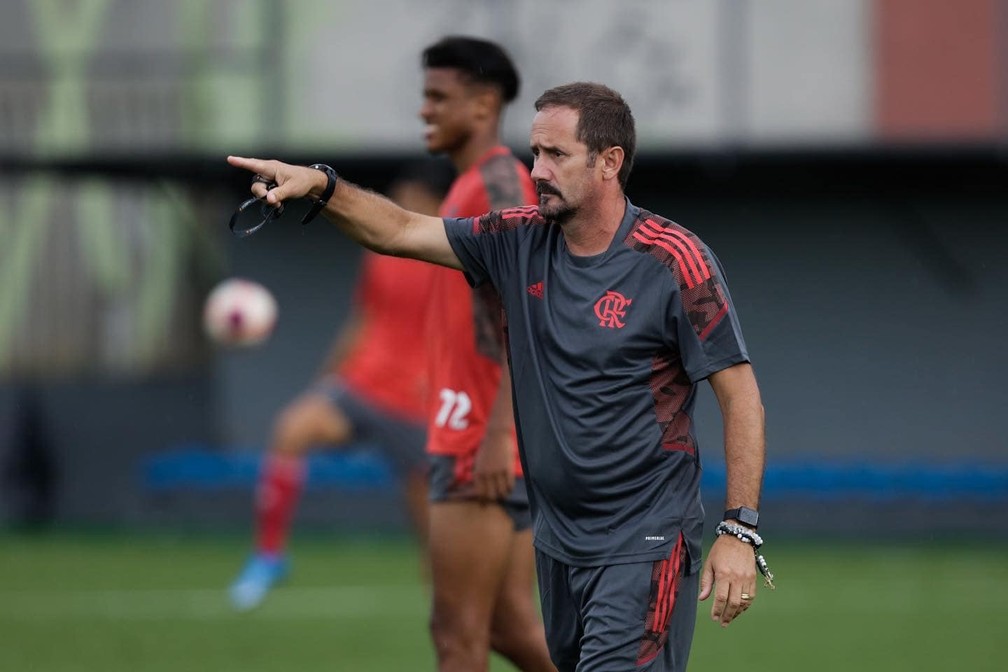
1, 1, 1006, 670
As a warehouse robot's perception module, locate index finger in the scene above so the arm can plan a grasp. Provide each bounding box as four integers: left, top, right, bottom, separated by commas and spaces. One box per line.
227, 155, 273, 178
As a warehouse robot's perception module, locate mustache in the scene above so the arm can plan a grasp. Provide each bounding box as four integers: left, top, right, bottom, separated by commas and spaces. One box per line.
536, 183, 561, 197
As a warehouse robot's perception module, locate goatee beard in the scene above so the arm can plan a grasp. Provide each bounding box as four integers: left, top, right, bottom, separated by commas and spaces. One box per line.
540, 203, 574, 225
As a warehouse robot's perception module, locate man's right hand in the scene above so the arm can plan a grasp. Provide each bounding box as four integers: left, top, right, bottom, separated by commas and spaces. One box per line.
227, 155, 465, 272
228, 156, 328, 205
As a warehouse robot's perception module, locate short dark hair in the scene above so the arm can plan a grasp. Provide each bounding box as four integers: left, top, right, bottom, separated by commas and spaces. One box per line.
422, 35, 520, 104
534, 82, 636, 189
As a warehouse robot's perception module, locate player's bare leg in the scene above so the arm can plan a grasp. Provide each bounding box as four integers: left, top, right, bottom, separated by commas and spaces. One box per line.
428, 500, 515, 672
489, 528, 556, 671
402, 466, 431, 578
256, 391, 354, 555
230, 392, 351, 610
262, 393, 353, 549
273, 391, 353, 457
275, 393, 430, 548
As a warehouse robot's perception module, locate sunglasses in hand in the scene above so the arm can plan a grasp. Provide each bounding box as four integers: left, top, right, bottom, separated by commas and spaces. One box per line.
228, 175, 285, 238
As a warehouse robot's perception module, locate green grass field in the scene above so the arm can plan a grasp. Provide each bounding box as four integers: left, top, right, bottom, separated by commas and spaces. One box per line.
1, 532, 1006, 671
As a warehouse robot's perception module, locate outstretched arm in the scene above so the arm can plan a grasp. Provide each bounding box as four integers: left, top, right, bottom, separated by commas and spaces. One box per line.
698, 362, 766, 627
227, 156, 463, 270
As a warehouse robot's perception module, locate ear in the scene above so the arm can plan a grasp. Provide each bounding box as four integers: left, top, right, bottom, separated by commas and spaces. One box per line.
471, 86, 500, 122
599, 146, 624, 182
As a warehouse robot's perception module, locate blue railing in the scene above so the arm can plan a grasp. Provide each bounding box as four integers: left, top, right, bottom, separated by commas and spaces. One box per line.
141, 443, 1008, 501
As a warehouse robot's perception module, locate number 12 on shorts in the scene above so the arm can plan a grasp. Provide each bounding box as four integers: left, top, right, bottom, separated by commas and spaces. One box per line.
435, 388, 472, 429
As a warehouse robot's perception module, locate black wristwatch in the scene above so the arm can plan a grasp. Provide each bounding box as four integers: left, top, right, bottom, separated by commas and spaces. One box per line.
301, 163, 339, 225
723, 506, 759, 529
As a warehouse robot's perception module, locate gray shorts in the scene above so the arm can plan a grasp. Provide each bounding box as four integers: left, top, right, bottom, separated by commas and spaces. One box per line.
320, 380, 427, 478
427, 454, 532, 531
535, 534, 698, 672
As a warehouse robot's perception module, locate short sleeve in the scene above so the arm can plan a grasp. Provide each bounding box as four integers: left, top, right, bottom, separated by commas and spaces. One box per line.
443, 216, 492, 288
670, 247, 750, 382
443, 208, 534, 292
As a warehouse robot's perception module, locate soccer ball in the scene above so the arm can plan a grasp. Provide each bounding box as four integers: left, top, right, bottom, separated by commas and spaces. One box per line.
202, 278, 278, 347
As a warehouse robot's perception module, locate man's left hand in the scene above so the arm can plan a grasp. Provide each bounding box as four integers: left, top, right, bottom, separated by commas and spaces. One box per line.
698, 534, 758, 627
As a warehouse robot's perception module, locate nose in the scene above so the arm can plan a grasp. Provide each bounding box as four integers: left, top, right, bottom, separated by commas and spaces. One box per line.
418, 99, 433, 121
530, 157, 550, 183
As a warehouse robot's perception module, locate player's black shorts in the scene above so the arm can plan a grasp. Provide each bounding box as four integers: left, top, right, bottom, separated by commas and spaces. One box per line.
319, 380, 427, 478
535, 533, 698, 672
427, 454, 532, 531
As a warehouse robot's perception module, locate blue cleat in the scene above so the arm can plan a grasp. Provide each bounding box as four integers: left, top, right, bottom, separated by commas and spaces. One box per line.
229, 554, 289, 611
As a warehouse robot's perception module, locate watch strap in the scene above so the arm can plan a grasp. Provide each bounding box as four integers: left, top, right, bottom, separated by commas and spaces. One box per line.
301, 163, 338, 225
723, 506, 759, 528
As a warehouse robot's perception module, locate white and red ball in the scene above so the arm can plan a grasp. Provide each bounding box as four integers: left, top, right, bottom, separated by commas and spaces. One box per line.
202, 278, 278, 347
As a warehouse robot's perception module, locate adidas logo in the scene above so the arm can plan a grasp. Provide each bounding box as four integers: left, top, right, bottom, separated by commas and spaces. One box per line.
527, 281, 544, 299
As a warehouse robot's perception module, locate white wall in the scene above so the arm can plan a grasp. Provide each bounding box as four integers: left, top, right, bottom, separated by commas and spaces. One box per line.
0, 0, 876, 155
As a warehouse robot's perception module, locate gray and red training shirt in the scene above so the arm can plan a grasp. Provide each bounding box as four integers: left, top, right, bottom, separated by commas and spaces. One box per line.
443, 199, 750, 571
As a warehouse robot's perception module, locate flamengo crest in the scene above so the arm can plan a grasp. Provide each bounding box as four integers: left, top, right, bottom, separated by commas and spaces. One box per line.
594, 290, 632, 328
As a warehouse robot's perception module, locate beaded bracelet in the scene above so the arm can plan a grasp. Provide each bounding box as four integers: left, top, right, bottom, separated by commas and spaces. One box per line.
715, 521, 776, 589
716, 521, 763, 547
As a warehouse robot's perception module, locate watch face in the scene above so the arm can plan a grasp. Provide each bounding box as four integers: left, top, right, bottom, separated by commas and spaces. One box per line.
726, 507, 759, 527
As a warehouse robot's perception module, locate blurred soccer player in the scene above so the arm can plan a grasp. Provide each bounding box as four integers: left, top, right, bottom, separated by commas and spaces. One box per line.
229, 159, 454, 610
417, 37, 555, 671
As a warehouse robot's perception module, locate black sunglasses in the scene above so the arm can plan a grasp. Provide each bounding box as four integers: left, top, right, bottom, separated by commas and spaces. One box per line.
228, 176, 285, 238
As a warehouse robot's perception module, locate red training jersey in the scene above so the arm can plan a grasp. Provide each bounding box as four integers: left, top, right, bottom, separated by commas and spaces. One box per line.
425, 146, 536, 477
338, 252, 434, 423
